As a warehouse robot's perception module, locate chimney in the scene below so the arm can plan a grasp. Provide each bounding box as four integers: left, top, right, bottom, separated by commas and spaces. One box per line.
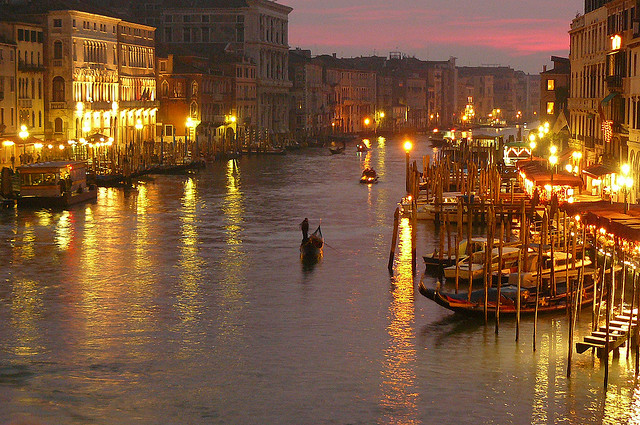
332, 53, 336, 58
543, 65, 547, 72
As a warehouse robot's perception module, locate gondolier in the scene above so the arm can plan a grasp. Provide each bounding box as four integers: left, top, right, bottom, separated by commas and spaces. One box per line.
300, 217, 309, 241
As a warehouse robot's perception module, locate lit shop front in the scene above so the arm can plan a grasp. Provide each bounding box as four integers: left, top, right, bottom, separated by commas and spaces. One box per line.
518, 160, 584, 204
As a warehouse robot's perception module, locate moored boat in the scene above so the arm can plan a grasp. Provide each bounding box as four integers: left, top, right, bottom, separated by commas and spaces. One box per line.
16, 161, 97, 208
418, 276, 596, 316
423, 237, 487, 269
443, 245, 521, 280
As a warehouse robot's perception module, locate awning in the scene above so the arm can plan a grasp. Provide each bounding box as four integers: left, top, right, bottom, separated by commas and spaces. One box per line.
602, 92, 619, 104
1, 135, 44, 146
582, 163, 616, 178
518, 160, 584, 187
86, 133, 109, 142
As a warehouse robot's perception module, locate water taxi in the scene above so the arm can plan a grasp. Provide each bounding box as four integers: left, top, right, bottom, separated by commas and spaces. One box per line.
16, 161, 97, 208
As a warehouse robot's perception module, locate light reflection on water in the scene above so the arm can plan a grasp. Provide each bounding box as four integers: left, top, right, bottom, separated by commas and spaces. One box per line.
380, 217, 417, 424
2, 137, 640, 423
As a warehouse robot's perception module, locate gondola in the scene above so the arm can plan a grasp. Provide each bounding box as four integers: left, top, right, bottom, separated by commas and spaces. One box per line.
329, 146, 345, 155
300, 225, 323, 260
356, 141, 370, 152
359, 168, 378, 184
418, 275, 596, 316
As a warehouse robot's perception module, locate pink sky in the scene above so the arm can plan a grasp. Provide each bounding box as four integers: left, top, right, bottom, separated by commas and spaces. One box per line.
287, 0, 584, 74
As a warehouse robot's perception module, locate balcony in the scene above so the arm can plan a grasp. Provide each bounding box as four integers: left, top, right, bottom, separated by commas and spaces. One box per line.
50, 102, 66, 109
18, 99, 32, 108
18, 61, 45, 72
52, 59, 62, 67
119, 100, 159, 109
606, 75, 623, 91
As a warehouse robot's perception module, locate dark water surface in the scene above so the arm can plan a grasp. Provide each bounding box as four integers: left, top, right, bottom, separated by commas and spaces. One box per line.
1, 136, 640, 424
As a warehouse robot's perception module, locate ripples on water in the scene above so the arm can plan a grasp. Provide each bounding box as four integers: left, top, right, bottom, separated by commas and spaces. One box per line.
0, 137, 639, 424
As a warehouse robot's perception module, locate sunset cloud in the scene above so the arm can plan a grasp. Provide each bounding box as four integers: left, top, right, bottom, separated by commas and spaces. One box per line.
288, 0, 581, 72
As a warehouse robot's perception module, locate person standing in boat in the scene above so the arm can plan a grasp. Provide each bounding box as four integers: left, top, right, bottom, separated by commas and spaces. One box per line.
300, 218, 309, 241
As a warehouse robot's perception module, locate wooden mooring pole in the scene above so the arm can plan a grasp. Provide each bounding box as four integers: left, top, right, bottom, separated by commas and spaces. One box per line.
387, 207, 400, 273
605, 245, 613, 391
634, 269, 640, 376
496, 220, 504, 335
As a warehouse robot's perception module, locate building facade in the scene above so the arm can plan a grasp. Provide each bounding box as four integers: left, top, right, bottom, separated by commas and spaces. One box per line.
540, 56, 570, 127
0, 40, 17, 168
158, 0, 292, 143
0, 20, 45, 145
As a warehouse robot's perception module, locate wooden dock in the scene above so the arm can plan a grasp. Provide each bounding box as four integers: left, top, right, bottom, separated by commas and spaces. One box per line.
576, 309, 638, 358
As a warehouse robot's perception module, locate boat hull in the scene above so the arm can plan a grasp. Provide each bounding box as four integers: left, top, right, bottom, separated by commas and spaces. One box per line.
359, 176, 378, 184
300, 233, 323, 261
418, 279, 595, 316
17, 187, 98, 208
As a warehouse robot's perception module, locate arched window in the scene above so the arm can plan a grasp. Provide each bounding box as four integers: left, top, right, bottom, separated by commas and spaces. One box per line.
161, 80, 168, 97
53, 40, 63, 60
52, 76, 65, 102
54, 117, 63, 133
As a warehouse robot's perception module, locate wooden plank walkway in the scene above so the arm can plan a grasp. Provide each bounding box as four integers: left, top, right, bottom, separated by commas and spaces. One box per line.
576, 309, 638, 358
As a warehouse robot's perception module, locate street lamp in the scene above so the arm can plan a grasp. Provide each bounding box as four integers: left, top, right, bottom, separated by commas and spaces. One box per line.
572, 151, 582, 175
19, 125, 29, 162
621, 163, 633, 213
226, 115, 237, 153
135, 119, 143, 168
528, 133, 536, 161
76, 102, 84, 140
404, 140, 412, 193
186, 117, 194, 157
549, 145, 558, 183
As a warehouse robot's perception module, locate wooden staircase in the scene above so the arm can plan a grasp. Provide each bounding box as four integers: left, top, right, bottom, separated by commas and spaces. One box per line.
576, 309, 638, 358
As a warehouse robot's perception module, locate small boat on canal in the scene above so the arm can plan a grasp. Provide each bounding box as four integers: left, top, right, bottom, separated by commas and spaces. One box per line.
329, 141, 346, 155
356, 139, 370, 152
16, 161, 97, 208
360, 168, 378, 184
300, 225, 323, 261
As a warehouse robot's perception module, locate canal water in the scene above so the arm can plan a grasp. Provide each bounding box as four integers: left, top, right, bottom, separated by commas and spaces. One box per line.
1, 135, 639, 424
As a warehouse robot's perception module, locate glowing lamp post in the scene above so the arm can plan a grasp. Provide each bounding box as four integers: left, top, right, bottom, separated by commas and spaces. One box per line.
621, 163, 633, 213
549, 145, 558, 183
135, 119, 143, 168
19, 125, 29, 161
572, 151, 582, 175
404, 140, 413, 193
186, 117, 194, 157
230, 115, 237, 152
528, 133, 536, 161
375, 111, 384, 134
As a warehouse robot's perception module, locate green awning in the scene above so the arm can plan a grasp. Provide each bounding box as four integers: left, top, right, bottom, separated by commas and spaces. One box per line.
602, 92, 619, 104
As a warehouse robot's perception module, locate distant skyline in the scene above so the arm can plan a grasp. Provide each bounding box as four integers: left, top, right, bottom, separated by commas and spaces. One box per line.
287, 0, 584, 74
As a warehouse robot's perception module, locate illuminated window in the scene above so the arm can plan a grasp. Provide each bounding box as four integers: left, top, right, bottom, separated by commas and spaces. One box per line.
612, 34, 622, 50
546, 102, 555, 115
547, 79, 555, 91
